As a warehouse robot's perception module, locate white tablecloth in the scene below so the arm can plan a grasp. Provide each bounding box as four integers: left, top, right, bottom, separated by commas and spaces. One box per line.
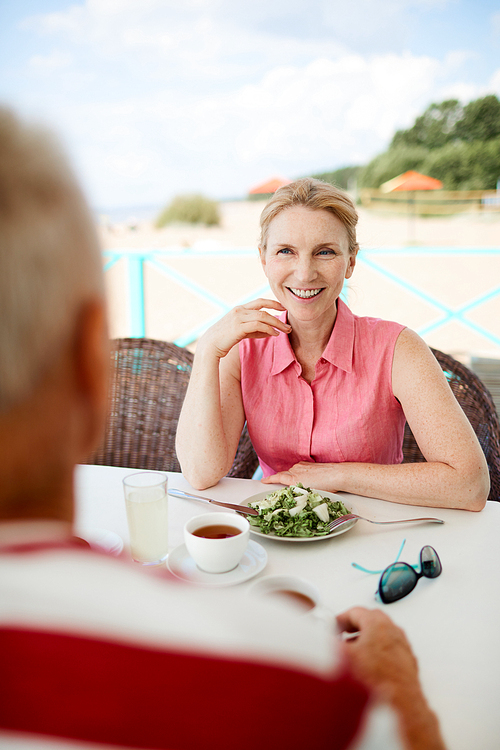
75, 465, 500, 750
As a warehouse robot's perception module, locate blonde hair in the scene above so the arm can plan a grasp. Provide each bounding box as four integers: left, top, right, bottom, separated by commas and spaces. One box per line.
259, 177, 359, 255
0, 107, 104, 412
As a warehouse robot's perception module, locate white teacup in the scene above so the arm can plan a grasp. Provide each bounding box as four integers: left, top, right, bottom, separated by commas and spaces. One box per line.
184, 512, 250, 573
249, 575, 325, 617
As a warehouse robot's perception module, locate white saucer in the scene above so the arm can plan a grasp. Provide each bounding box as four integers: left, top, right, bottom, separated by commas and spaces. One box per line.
167, 540, 267, 587
76, 527, 124, 557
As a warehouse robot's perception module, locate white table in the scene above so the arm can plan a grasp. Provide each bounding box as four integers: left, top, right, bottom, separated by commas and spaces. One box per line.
75, 465, 500, 750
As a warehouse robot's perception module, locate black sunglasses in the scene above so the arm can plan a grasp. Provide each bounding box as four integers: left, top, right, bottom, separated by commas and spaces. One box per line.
378, 545, 442, 604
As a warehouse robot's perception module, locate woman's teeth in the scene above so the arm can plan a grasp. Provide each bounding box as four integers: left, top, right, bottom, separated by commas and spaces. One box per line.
289, 288, 322, 298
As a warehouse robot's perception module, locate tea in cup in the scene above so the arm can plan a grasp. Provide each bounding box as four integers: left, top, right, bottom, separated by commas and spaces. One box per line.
249, 575, 321, 615
184, 512, 249, 573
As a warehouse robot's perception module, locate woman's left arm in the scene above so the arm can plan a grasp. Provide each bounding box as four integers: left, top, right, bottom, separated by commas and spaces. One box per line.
263, 329, 490, 510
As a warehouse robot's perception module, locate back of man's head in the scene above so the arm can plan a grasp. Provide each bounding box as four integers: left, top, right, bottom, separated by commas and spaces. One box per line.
0, 107, 104, 414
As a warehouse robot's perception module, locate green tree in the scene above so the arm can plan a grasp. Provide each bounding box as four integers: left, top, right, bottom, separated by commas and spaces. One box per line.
391, 99, 462, 150
453, 95, 500, 143
420, 142, 471, 189
474, 138, 500, 188
360, 94, 500, 189
358, 145, 428, 188
155, 194, 220, 227
311, 166, 361, 190
420, 138, 500, 190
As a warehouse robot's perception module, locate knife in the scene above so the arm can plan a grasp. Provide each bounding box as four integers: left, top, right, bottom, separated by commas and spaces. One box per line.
168, 488, 259, 516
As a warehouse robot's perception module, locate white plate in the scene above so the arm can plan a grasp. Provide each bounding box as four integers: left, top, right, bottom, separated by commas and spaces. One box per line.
167, 539, 267, 587
244, 490, 357, 542
76, 527, 124, 556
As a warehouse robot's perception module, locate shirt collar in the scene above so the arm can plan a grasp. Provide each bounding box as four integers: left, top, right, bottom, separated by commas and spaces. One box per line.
271, 312, 297, 375
321, 298, 354, 373
270, 298, 354, 375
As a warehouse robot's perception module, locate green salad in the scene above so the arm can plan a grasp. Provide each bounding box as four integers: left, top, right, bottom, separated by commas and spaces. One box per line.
248, 484, 349, 538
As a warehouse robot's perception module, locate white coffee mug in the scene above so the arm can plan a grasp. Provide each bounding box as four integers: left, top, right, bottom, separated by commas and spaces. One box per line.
249, 575, 334, 626
184, 512, 250, 573
249, 575, 321, 614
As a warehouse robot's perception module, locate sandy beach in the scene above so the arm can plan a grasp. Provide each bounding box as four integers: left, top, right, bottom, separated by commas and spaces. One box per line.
100, 200, 500, 250
99, 201, 500, 363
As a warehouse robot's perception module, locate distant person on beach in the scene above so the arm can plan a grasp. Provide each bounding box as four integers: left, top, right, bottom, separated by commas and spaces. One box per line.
177, 178, 489, 510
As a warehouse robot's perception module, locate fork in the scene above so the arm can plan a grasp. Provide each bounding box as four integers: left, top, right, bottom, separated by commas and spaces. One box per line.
328, 513, 444, 532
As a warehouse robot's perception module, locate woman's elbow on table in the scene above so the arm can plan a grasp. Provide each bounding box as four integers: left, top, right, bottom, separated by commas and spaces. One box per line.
184, 474, 221, 491
177, 458, 228, 491
459, 463, 489, 511
470, 474, 489, 511
175, 436, 227, 490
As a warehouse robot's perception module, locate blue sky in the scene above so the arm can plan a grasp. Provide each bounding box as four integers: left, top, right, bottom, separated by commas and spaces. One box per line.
1, 0, 499, 210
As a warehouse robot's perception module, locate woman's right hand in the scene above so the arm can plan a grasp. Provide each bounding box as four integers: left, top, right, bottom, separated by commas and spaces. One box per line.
200, 298, 292, 359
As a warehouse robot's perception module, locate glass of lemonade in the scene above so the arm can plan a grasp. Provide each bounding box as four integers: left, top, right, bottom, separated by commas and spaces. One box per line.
123, 472, 168, 565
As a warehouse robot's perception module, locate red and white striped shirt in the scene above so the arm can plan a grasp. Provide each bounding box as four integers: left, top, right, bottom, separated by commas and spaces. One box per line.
0, 520, 398, 750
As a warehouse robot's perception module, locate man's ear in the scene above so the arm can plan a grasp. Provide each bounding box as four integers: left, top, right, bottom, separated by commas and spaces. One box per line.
72, 299, 109, 458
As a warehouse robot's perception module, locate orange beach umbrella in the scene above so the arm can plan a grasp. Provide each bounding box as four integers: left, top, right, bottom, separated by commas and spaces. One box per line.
381, 171, 442, 244
248, 176, 292, 195
381, 170, 443, 193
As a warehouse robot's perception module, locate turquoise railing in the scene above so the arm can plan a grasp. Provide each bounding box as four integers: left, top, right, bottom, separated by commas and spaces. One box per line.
103, 246, 500, 349
103, 247, 269, 346
355, 247, 500, 348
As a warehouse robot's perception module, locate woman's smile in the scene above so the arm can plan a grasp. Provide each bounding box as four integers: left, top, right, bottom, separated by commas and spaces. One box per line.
287, 287, 325, 300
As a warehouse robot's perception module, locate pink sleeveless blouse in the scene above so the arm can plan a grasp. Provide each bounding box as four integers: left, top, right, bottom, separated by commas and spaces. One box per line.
239, 299, 406, 477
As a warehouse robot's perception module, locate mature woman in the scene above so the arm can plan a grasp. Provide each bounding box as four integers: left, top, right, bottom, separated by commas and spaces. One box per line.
176, 178, 489, 510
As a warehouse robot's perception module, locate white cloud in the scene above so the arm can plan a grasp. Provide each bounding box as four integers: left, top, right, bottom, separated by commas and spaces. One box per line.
105, 149, 156, 179
22, 5, 86, 36
55, 48, 470, 207
12, 0, 490, 208
21, 1, 347, 84
27, 50, 72, 73
443, 50, 476, 71
228, 53, 442, 164
492, 11, 500, 35
487, 68, 500, 96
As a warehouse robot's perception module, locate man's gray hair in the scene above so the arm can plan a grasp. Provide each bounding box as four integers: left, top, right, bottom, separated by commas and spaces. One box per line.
0, 107, 104, 412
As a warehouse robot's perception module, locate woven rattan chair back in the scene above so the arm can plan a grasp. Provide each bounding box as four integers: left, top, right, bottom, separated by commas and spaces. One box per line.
85, 338, 259, 478
402, 348, 500, 502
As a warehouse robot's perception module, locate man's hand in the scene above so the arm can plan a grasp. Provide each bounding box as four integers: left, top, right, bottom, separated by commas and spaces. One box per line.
336, 607, 419, 704
337, 607, 446, 750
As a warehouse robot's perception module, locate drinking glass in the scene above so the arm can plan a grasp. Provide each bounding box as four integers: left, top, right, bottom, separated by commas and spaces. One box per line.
123, 472, 168, 565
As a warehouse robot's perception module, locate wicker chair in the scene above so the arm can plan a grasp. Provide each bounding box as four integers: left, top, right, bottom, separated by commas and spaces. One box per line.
402, 348, 500, 502
85, 338, 259, 479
